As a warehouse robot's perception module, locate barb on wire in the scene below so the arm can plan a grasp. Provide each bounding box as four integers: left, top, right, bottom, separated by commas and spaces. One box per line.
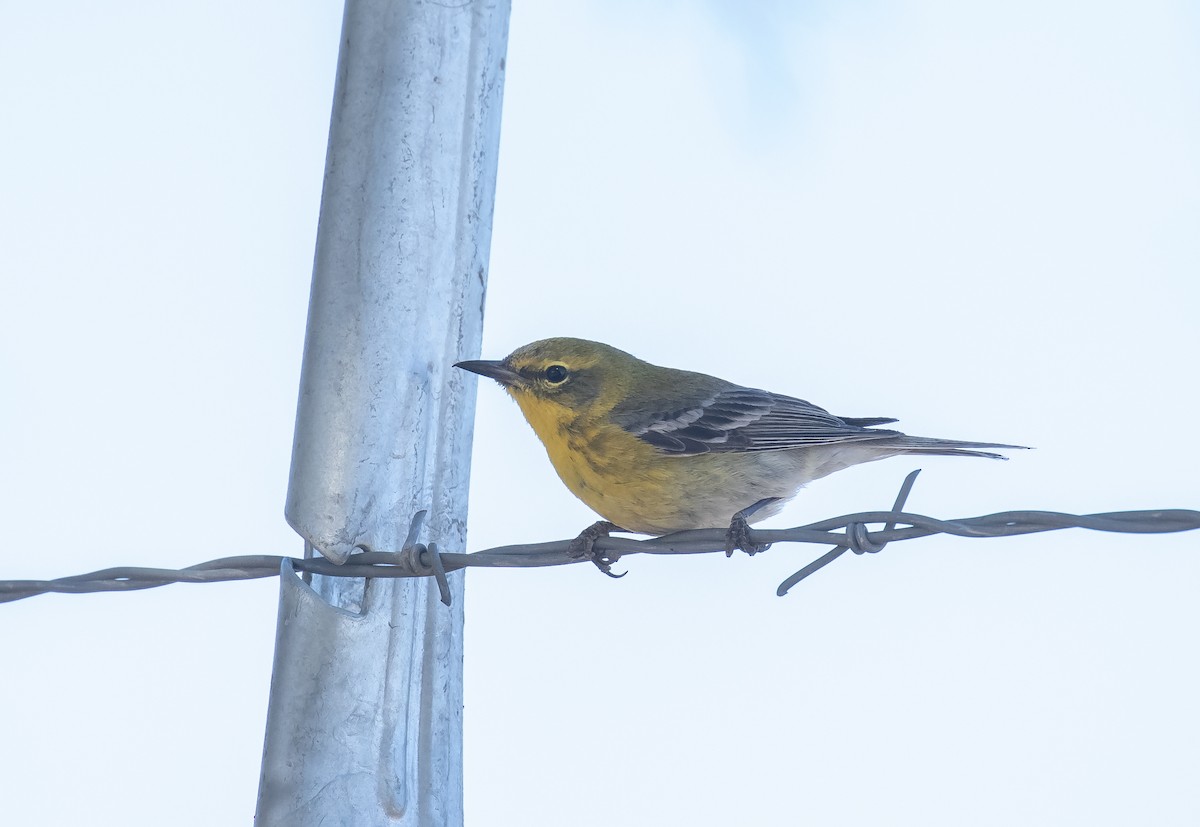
2, 472, 1197, 605
774, 468, 922, 596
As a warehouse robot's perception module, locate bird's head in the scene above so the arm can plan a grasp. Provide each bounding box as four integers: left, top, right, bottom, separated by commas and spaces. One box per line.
455, 337, 639, 418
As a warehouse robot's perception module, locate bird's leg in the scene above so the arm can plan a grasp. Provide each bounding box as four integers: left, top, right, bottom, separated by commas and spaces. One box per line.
567, 520, 626, 578
725, 498, 781, 557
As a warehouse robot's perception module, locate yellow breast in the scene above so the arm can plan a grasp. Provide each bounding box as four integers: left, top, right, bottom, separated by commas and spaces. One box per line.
508, 390, 747, 534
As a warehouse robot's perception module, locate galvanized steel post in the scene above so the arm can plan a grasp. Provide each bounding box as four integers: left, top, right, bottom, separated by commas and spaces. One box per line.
255, 0, 509, 824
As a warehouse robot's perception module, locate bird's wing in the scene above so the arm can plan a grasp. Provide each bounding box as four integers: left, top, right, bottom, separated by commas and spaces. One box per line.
613, 385, 900, 456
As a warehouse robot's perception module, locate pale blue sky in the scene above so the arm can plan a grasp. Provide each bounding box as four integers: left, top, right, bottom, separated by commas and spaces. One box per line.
2, 2, 1198, 825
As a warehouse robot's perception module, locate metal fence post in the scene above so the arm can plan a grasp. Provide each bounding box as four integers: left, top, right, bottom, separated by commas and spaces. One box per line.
255, 0, 509, 824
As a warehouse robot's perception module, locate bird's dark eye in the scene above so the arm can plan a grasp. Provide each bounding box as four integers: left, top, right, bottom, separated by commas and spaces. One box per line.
543, 364, 569, 384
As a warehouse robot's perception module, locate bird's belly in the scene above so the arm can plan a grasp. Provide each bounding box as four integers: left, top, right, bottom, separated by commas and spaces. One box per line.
547, 441, 813, 535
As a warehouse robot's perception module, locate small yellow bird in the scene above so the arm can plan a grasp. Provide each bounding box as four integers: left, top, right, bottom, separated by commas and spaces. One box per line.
457, 338, 1023, 566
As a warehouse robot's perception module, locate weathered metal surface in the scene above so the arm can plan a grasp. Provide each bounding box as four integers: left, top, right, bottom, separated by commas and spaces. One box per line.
257, 0, 509, 823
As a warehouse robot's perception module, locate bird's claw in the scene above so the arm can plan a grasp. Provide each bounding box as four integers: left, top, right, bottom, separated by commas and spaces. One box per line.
725, 514, 771, 557
568, 520, 626, 578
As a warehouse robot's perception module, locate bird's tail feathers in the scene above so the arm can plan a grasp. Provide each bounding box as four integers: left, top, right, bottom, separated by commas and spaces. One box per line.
881, 435, 1029, 460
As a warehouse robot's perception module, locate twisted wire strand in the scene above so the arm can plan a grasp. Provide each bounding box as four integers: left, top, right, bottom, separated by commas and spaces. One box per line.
3, 472, 1196, 604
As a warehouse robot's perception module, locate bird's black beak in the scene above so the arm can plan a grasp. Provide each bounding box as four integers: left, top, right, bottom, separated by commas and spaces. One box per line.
454, 359, 522, 387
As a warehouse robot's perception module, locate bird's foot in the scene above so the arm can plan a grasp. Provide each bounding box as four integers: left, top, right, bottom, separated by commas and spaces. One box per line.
568, 520, 626, 578
724, 498, 780, 557
725, 514, 770, 557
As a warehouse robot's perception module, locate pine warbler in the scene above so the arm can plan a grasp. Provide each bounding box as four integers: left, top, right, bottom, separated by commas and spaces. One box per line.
457, 338, 1023, 562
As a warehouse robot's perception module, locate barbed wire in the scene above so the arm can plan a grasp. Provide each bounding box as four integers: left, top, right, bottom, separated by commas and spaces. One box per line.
2, 471, 1197, 605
